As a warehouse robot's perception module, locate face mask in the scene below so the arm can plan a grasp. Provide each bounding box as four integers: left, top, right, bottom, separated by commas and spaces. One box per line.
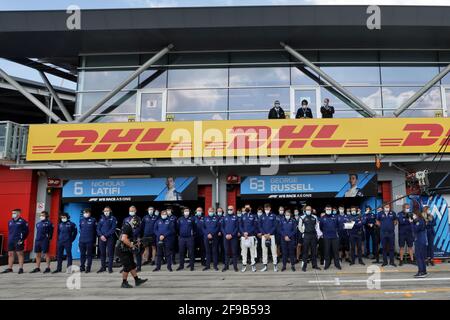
11, 213, 18, 219
404, 208, 410, 213
183, 211, 190, 218
227, 209, 233, 215
61, 218, 68, 223
339, 209, 344, 214
265, 209, 270, 214
279, 210, 284, 215
332, 210, 337, 215
326, 209, 332, 215
237, 213, 242, 218
351, 211, 357, 216
208, 212, 214, 217
305, 211, 311, 216
148, 209, 154, 215
413, 214, 417, 220
285, 215, 290, 220
104, 211, 110, 217
39, 216, 46, 221
161, 215, 167, 220
167, 210, 172, 216
217, 211, 223, 217
384, 208, 389, 213
155, 211, 160, 216
294, 211, 299, 216
257, 211, 263, 217
83, 213, 90, 219
129, 211, 136, 216
365, 210, 370, 214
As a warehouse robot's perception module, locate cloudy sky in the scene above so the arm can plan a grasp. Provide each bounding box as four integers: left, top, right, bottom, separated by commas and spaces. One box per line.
0, 0, 449, 88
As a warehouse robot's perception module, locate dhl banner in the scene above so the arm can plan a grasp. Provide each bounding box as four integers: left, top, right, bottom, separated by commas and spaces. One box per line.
26, 118, 450, 161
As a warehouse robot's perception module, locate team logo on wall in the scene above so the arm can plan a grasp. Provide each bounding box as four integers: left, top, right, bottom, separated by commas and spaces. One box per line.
62, 177, 197, 202
240, 173, 377, 199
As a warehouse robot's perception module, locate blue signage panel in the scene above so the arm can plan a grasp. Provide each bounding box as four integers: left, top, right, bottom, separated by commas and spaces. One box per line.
62, 177, 197, 202
240, 173, 377, 199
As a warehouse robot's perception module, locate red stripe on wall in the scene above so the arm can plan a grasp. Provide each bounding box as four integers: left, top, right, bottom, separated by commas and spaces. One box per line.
48, 189, 61, 258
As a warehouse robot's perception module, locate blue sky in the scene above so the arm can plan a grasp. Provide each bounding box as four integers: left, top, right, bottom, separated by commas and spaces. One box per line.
0, 0, 448, 89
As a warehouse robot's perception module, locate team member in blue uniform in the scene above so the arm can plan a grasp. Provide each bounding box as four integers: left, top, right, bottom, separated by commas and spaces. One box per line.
216, 208, 225, 264
141, 206, 158, 266
255, 207, 264, 264
424, 206, 436, 266
363, 206, 377, 259
97, 206, 117, 273
123, 206, 143, 271
53, 213, 77, 274
397, 203, 414, 266
320, 205, 342, 270
412, 210, 428, 277
30, 211, 54, 273
294, 208, 303, 263
275, 206, 285, 260
194, 207, 206, 266
372, 207, 383, 263
221, 205, 239, 272
177, 207, 196, 271
348, 207, 365, 266
153, 210, 174, 272
376, 203, 397, 267
259, 204, 278, 272
79, 208, 97, 273
279, 210, 297, 272
299, 206, 322, 272
202, 208, 220, 271
240, 205, 258, 272
337, 206, 350, 263
2, 209, 29, 274
166, 207, 178, 265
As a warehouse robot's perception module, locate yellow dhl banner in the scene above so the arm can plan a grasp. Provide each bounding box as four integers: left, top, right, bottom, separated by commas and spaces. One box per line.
26, 118, 450, 161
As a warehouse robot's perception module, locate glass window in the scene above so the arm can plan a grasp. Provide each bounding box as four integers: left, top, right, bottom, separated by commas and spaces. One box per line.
79, 70, 138, 91
380, 51, 438, 62
439, 65, 450, 85
76, 91, 137, 115
168, 68, 228, 88
381, 67, 439, 85
91, 115, 135, 123
169, 52, 228, 65
229, 88, 290, 113
320, 67, 380, 86
139, 54, 169, 66
319, 51, 379, 63
383, 109, 443, 118
229, 67, 290, 87
228, 112, 268, 120
382, 87, 442, 110
167, 89, 228, 113
166, 113, 227, 121
230, 51, 291, 64
320, 87, 382, 115
291, 67, 320, 85
84, 55, 139, 67
140, 92, 164, 122
139, 69, 167, 89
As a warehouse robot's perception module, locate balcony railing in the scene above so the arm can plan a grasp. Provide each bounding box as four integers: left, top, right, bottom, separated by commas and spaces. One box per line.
0, 121, 28, 161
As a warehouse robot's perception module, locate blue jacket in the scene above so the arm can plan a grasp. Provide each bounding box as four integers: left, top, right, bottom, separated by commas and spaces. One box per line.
426, 215, 436, 236
221, 214, 239, 237
377, 211, 397, 234
123, 215, 142, 239
202, 216, 220, 237
177, 216, 195, 238
319, 215, 339, 239
337, 214, 350, 237
79, 217, 97, 243
348, 215, 364, 237
194, 216, 204, 237
96, 215, 117, 238
258, 212, 277, 235
397, 211, 413, 235
8, 217, 29, 243
35, 219, 54, 241
154, 218, 174, 239
279, 218, 297, 240
240, 213, 258, 236
413, 218, 427, 245
364, 212, 377, 228
142, 214, 158, 237
58, 221, 77, 243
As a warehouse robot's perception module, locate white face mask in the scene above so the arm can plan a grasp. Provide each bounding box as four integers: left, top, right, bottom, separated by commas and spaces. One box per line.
217, 211, 223, 216
404, 208, 410, 213
155, 211, 159, 216
129, 211, 136, 216
103, 211, 110, 217
285, 215, 290, 220
11, 213, 18, 219
208, 211, 214, 217
183, 211, 190, 218
384, 208, 390, 213
305, 211, 311, 216
351, 211, 357, 215
294, 211, 299, 216
279, 210, 284, 215
83, 213, 90, 219
257, 211, 263, 216
227, 209, 233, 215
265, 209, 270, 214
61, 218, 68, 223
39, 216, 46, 221
326, 209, 332, 215
161, 215, 167, 220
413, 214, 417, 220
148, 209, 154, 215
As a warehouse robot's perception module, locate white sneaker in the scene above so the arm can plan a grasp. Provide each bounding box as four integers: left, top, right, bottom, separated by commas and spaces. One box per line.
251, 265, 257, 272
273, 265, 278, 272
241, 265, 247, 273
260, 265, 267, 272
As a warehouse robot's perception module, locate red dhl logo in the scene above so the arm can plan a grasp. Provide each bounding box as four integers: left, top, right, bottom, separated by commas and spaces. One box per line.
30, 123, 450, 155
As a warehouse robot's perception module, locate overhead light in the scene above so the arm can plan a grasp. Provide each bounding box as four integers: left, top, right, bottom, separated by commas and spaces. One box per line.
287, 171, 332, 175
109, 174, 152, 179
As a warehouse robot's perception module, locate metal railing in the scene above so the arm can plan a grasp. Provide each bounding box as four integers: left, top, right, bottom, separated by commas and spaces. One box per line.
0, 121, 28, 161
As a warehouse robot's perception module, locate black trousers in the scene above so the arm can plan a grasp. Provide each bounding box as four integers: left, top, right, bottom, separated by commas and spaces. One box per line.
302, 234, 318, 267
324, 238, 340, 268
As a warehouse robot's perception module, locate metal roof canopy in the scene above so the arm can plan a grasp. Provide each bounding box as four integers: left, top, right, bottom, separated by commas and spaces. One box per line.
1, 5, 450, 69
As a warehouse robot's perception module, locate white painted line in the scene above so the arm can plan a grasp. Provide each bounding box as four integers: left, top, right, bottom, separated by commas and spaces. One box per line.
309, 277, 450, 284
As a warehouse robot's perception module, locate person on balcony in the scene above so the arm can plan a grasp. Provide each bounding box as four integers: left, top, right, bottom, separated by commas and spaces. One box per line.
320, 98, 335, 118
268, 100, 286, 119
296, 99, 313, 119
